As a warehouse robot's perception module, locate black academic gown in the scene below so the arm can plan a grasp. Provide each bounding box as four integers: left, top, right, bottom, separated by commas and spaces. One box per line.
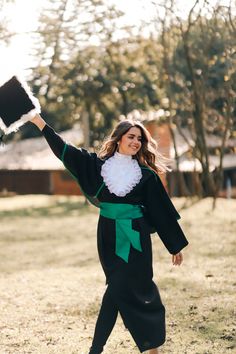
42, 124, 189, 352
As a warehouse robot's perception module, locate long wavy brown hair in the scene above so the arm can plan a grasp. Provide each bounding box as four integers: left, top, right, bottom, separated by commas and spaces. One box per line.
98, 120, 171, 173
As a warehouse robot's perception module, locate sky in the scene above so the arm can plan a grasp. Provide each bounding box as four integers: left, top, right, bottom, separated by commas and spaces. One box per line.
0, 0, 233, 83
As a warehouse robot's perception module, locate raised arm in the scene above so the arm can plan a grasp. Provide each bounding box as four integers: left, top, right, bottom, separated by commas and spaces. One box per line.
31, 114, 66, 159
30, 114, 103, 198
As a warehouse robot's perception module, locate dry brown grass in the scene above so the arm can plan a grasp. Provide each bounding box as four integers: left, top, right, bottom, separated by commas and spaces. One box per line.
0, 195, 235, 354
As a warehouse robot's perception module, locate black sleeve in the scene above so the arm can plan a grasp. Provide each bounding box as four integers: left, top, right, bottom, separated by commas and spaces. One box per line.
143, 172, 189, 255
42, 124, 102, 196
42, 124, 65, 159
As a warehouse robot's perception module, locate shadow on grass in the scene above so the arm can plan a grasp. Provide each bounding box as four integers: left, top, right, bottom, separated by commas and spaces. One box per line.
178, 196, 203, 211
0, 199, 97, 218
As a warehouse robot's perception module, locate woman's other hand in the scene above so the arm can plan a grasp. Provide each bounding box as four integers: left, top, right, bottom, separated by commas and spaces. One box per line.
172, 252, 183, 266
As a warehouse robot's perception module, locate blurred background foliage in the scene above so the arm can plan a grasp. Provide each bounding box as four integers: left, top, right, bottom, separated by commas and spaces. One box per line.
1, 0, 235, 142
0, 0, 235, 199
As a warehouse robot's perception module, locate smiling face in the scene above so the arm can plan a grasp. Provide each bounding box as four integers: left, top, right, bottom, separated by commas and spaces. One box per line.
118, 126, 142, 156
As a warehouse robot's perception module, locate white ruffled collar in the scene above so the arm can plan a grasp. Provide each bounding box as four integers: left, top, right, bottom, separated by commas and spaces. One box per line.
101, 152, 142, 197
113, 151, 132, 161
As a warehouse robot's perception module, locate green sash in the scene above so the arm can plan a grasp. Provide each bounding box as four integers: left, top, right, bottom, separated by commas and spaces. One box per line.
100, 202, 143, 263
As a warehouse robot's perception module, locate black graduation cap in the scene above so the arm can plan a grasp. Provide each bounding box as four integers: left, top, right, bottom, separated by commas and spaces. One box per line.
0, 75, 41, 136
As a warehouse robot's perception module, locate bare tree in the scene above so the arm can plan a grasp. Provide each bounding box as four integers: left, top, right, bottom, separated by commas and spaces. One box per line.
151, 0, 235, 205
152, 0, 191, 196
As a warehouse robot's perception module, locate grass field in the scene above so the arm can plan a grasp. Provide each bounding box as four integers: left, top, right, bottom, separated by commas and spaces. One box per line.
0, 195, 235, 354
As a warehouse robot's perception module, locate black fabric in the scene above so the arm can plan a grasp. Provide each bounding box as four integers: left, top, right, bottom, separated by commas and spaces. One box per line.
143, 173, 189, 255
42, 124, 64, 158
0, 76, 35, 126
42, 124, 103, 197
97, 214, 166, 352
89, 287, 118, 354
41, 124, 189, 352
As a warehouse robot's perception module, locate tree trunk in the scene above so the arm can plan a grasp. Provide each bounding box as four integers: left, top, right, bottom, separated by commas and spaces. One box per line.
182, 30, 216, 197
81, 110, 90, 149
160, 14, 190, 197
81, 110, 90, 205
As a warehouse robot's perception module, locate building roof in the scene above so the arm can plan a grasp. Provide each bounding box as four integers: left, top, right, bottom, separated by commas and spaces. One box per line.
169, 128, 236, 171
1, 118, 235, 172
171, 153, 236, 172
0, 127, 83, 170
170, 128, 236, 157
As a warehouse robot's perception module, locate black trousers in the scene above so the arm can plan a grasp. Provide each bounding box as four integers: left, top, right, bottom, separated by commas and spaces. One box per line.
89, 287, 118, 354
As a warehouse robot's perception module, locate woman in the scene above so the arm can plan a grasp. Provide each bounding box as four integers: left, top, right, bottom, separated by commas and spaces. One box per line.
31, 114, 188, 354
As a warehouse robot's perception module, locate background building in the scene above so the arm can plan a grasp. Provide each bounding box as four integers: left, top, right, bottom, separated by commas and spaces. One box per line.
0, 120, 235, 198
